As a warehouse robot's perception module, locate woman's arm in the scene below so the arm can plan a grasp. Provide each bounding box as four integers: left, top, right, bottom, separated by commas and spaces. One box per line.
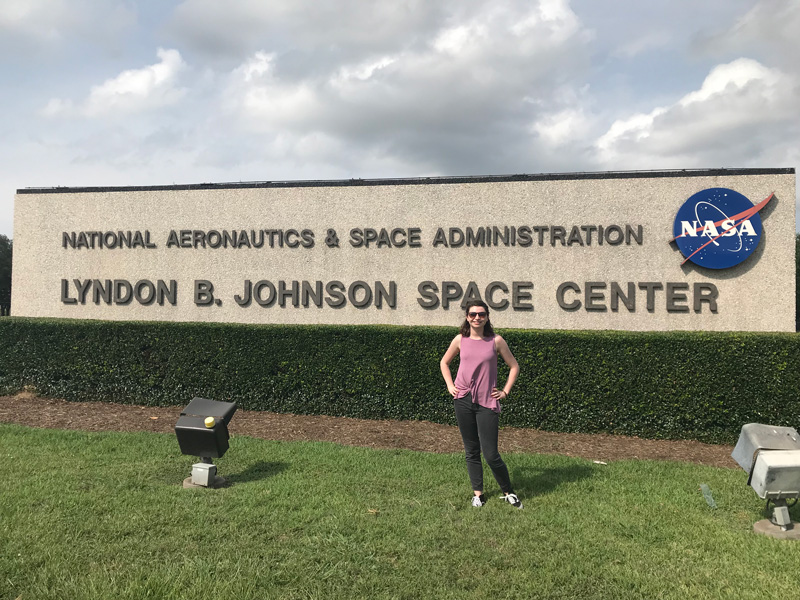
440, 335, 462, 397
493, 335, 520, 400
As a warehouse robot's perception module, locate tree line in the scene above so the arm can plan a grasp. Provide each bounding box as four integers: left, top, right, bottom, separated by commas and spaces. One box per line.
0, 234, 11, 316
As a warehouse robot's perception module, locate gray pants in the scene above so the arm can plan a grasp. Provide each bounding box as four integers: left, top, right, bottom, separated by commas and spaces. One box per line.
454, 393, 512, 494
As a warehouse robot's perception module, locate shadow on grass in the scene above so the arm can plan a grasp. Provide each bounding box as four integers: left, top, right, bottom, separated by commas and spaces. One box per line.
512, 464, 594, 497
227, 460, 289, 484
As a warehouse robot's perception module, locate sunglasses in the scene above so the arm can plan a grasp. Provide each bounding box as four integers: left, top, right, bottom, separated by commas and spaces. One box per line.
468, 311, 488, 319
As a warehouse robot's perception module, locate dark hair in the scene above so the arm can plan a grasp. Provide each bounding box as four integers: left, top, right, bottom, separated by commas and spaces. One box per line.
459, 300, 495, 337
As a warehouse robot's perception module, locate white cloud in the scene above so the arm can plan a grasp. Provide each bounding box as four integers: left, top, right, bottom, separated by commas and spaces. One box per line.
613, 32, 671, 59
699, 1, 800, 70
0, 0, 134, 46
433, 24, 486, 56
595, 58, 799, 168
678, 59, 779, 106
0, 0, 78, 40
223, 52, 321, 129
43, 49, 187, 118
332, 57, 397, 86
167, 0, 447, 64
211, 1, 592, 174
532, 108, 590, 146
511, 0, 581, 41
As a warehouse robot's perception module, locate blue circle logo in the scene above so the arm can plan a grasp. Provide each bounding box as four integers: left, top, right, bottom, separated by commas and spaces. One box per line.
672, 188, 770, 269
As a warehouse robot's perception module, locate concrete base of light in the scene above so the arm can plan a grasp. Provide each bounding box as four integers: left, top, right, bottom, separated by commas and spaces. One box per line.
182, 475, 228, 489
753, 519, 800, 540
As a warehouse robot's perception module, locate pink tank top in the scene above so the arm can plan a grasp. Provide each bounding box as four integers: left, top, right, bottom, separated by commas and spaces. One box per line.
454, 335, 500, 412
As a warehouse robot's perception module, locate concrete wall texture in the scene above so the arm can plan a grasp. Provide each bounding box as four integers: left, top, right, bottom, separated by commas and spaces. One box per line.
12, 169, 796, 331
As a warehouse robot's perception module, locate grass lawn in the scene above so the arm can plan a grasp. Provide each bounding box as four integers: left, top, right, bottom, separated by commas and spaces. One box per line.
1, 423, 798, 600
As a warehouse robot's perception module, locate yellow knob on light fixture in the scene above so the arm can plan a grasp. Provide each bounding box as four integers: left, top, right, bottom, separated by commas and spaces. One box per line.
204, 416, 216, 428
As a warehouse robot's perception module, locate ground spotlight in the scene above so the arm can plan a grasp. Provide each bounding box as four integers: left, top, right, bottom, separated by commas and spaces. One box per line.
732, 423, 800, 539
175, 397, 238, 488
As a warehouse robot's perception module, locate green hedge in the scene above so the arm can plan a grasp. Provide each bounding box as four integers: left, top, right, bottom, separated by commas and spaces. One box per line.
1, 318, 799, 444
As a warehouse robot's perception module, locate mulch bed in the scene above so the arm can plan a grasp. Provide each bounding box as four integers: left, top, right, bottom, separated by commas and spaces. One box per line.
0, 393, 736, 468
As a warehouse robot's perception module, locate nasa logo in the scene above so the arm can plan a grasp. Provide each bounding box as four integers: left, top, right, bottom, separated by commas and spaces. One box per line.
672, 187, 773, 269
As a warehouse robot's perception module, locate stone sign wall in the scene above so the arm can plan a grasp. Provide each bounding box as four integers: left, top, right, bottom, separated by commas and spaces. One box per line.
12, 169, 796, 331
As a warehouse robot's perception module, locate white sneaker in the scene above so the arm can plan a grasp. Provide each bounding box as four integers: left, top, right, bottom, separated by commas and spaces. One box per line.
500, 493, 523, 509
471, 494, 486, 507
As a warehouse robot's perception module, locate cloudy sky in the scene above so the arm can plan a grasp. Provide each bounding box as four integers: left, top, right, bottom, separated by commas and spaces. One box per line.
1, 0, 798, 238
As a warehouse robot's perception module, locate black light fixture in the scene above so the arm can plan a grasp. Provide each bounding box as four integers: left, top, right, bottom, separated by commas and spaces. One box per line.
175, 397, 238, 488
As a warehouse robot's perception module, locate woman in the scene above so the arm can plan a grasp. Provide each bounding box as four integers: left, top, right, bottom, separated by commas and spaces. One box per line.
440, 300, 522, 508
